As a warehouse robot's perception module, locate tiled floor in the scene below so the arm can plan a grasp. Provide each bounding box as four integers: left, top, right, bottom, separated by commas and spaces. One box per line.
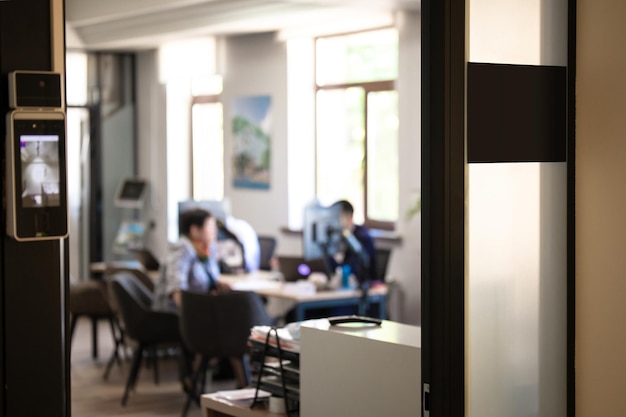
70, 316, 237, 417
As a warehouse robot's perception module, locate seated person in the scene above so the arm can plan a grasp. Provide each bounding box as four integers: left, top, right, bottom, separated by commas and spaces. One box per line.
216, 215, 261, 273
153, 208, 230, 312
153, 208, 237, 387
227, 216, 261, 272
329, 200, 377, 285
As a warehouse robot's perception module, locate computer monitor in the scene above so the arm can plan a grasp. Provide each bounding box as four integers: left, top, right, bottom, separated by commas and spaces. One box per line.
114, 178, 147, 209
302, 203, 342, 261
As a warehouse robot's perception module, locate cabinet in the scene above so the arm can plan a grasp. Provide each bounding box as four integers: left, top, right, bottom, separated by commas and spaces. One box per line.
300, 319, 422, 417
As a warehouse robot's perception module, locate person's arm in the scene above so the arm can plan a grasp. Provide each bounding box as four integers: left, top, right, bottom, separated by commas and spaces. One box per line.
208, 255, 232, 294
165, 241, 194, 307
171, 290, 182, 307
354, 226, 377, 281
328, 254, 339, 270
213, 280, 232, 294
365, 238, 378, 282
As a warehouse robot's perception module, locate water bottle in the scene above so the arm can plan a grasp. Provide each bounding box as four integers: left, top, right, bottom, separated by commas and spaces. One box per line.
341, 264, 351, 289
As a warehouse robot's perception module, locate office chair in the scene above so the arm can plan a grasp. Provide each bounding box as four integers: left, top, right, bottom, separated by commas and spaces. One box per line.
109, 272, 182, 406
178, 290, 274, 417
374, 247, 400, 320
69, 279, 117, 360
257, 236, 277, 271
375, 247, 392, 282
115, 267, 156, 292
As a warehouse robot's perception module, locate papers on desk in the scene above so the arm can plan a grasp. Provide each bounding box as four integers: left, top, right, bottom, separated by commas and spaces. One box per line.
216, 388, 271, 401
249, 325, 301, 353
282, 280, 316, 295
228, 277, 316, 295
229, 280, 281, 291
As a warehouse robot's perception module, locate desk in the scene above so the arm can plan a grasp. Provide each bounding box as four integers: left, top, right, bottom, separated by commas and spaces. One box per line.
201, 393, 287, 417
203, 319, 419, 417
91, 260, 146, 274
220, 272, 387, 321
300, 319, 421, 417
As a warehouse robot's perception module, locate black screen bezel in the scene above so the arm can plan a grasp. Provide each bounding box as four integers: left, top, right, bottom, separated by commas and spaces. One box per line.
12, 114, 68, 239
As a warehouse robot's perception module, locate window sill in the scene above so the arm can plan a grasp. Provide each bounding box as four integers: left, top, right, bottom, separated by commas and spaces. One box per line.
280, 226, 403, 246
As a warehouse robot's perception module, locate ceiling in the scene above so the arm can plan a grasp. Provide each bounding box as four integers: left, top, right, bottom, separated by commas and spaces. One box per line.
65, 0, 420, 50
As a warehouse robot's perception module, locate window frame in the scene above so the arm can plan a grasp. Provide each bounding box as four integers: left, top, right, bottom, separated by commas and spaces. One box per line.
314, 29, 398, 231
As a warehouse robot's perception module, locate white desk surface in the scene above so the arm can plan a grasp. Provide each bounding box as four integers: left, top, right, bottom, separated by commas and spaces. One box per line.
201, 393, 285, 417
219, 271, 387, 302
301, 318, 421, 348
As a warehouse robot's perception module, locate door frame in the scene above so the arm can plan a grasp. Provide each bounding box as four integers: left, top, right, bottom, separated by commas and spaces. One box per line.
420, 0, 466, 415
420, 1, 577, 416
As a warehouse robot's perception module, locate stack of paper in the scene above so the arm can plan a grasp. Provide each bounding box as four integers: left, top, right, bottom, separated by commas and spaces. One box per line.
216, 388, 271, 401
249, 325, 301, 353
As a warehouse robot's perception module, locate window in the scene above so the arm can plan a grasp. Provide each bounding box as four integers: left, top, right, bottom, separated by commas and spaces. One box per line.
191, 76, 224, 201
315, 28, 399, 228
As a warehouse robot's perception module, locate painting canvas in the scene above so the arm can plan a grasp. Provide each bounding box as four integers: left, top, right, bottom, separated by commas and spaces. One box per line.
231, 95, 271, 189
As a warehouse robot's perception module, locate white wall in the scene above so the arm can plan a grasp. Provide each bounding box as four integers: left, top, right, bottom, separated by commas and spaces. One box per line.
135, 15, 422, 324
136, 51, 169, 260
220, 32, 291, 240
393, 11, 422, 324
101, 100, 136, 260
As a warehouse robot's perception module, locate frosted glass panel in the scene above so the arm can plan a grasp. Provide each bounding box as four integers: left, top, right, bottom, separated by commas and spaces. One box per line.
468, 163, 566, 417
469, 0, 567, 66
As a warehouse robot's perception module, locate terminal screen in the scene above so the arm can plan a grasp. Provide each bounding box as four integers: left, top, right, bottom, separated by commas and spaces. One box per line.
19, 134, 61, 208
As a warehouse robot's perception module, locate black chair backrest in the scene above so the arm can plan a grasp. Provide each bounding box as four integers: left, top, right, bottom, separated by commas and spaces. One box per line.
257, 236, 277, 271
109, 272, 154, 340
375, 248, 392, 282
179, 290, 274, 357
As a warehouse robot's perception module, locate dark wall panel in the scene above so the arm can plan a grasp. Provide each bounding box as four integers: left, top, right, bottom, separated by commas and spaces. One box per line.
467, 63, 567, 163
4, 241, 65, 416
421, 0, 466, 416
0, 0, 52, 110
0, 0, 68, 416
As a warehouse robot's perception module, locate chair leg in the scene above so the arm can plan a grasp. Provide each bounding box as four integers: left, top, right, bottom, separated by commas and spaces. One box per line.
69, 315, 79, 353
182, 356, 208, 417
103, 348, 118, 381
198, 356, 209, 402
230, 355, 251, 388
122, 344, 144, 406
103, 317, 125, 381
151, 346, 159, 385
91, 316, 99, 359
129, 345, 146, 390
112, 317, 129, 361
107, 316, 118, 352
181, 388, 194, 417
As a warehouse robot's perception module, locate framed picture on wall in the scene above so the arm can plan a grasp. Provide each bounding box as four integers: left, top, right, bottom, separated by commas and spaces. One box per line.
231, 95, 271, 190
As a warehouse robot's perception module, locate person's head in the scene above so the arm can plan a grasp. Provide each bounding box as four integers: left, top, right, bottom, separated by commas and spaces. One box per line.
332, 200, 355, 230
179, 208, 217, 245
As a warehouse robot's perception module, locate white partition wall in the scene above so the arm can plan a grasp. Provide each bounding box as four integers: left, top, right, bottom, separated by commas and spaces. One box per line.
467, 163, 567, 416
467, 0, 568, 416
300, 320, 421, 417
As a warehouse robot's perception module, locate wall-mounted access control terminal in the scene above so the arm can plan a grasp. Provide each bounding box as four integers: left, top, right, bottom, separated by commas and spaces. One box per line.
5, 71, 68, 241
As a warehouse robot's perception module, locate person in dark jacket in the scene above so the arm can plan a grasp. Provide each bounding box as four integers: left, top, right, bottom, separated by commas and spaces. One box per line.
330, 200, 377, 284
